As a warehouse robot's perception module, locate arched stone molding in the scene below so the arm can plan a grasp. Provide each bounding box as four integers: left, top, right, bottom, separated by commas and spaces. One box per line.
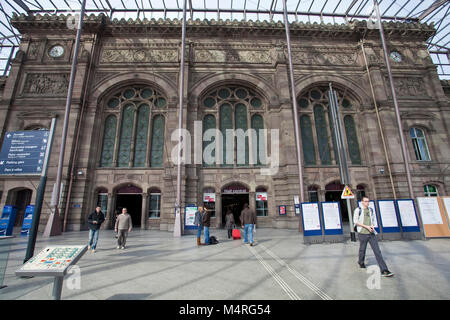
294, 74, 371, 106
89, 72, 178, 108
190, 72, 278, 107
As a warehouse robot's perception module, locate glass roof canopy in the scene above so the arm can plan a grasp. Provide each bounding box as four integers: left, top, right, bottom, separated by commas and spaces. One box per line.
0, 0, 449, 79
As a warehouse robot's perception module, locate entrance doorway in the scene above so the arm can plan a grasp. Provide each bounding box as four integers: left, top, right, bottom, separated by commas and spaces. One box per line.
325, 182, 349, 222
115, 185, 142, 228
221, 194, 249, 226
6, 188, 32, 227
221, 183, 250, 227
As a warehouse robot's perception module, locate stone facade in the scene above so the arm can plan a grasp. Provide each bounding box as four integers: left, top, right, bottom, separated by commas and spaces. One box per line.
0, 14, 448, 232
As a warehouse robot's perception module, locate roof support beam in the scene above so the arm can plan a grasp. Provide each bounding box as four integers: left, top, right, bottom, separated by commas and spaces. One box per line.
418, 0, 450, 20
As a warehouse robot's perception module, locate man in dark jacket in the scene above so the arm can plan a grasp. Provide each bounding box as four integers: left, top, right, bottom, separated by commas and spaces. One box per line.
87, 206, 105, 253
202, 207, 211, 245
240, 203, 256, 246
194, 206, 204, 246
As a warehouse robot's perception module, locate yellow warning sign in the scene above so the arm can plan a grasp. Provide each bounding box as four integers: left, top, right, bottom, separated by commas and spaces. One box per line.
341, 185, 355, 199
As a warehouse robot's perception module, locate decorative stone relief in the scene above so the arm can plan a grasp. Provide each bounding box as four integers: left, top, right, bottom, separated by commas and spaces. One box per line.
194, 49, 271, 64
27, 41, 41, 60
22, 73, 69, 96
391, 77, 428, 98
291, 48, 358, 65
100, 49, 178, 63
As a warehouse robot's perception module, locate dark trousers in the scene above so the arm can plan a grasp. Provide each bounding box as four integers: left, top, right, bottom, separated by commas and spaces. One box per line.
358, 233, 388, 272
227, 229, 232, 239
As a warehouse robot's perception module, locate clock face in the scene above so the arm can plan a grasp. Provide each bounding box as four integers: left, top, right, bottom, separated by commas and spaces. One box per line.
390, 51, 402, 62
49, 45, 64, 58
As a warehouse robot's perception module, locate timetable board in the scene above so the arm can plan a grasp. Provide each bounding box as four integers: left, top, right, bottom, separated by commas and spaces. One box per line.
16, 245, 87, 277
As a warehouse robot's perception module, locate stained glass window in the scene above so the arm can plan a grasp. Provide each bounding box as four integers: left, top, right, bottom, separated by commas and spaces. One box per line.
117, 104, 134, 167
134, 104, 150, 167
203, 114, 216, 167
314, 104, 332, 165
251, 114, 265, 166
235, 103, 248, 166
344, 115, 361, 165
100, 115, 117, 167
300, 115, 316, 165
150, 115, 165, 167
220, 103, 233, 166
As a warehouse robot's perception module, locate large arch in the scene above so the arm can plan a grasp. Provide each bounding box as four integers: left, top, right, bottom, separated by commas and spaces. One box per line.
295, 74, 371, 106
190, 72, 278, 106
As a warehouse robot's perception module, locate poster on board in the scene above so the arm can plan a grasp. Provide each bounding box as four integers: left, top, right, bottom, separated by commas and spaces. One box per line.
321, 202, 342, 231
184, 205, 198, 230
396, 199, 419, 227
301, 203, 321, 232
417, 197, 443, 225
378, 200, 399, 229
442, 197, 450, 225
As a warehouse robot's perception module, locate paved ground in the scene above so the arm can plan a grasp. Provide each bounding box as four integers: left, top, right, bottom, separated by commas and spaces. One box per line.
0, 227, 449, 300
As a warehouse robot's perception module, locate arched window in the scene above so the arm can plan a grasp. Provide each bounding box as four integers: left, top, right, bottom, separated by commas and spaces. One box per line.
424, 185, 438, 197
150, 115, 165, 167
308, 186, 319, 202
202, 85, 264, 167
100, 85, 167, 168
298, 86, 360, 166
344, 115, 361, 164
100, 115, 117, 167
148, 188, 161, 218
300, 115, 316, 165
410, 128, 431, 161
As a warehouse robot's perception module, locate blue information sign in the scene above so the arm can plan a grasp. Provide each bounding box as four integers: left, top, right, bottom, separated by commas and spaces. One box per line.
0, 131, 50, 175
21, 205, 35, 237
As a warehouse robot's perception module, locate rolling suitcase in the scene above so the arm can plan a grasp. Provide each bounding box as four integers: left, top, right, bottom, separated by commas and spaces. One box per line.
232, 226, 241, 240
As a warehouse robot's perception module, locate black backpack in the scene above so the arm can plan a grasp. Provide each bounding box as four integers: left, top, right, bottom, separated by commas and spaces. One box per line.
209, 236, 219, 245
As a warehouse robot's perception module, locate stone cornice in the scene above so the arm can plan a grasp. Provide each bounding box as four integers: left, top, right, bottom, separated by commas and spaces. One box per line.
11, 13, 435, 42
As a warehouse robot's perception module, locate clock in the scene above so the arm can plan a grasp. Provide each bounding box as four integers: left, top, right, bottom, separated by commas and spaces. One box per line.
48, 45, 65, 58
390, 51, 402, 62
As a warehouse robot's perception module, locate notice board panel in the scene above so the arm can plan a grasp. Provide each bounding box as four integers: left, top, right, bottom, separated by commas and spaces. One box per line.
377, 200, 400, 233
417, 197, 450, 238
320, 202, 343, 235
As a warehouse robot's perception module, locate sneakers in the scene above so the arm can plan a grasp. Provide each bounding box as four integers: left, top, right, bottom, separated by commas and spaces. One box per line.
91, 249, 96, 253
358, 263, 366, 269
382, 270, 394, 277
117, 246, 121, 249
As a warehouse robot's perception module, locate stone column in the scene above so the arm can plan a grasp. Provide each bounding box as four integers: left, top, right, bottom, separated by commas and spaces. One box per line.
141, 193, 148, 229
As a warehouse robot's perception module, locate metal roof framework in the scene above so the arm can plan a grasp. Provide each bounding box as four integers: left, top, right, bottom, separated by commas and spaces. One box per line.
0, 0, 449, 78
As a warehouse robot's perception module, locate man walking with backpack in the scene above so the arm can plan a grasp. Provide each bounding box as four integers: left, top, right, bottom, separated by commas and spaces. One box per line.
354, 196, 394, 277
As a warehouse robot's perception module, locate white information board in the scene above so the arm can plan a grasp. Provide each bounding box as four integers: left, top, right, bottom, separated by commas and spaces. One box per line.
397, 200, 419, 227
16, 245, 87, 276
302, 203, 321, 231
378, 200, 398, 227
417, 197, 443, 225
184, 206, 198, 227
442, 198, 450, 221
322, 202, 341, 230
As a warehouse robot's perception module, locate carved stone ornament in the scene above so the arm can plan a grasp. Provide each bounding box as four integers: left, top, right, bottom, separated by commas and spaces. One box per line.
194, 49, 272, 64
392, 77, 428, 98
22, 73, 69, 96
291, 48, 358, 66
100, 49, 178, 63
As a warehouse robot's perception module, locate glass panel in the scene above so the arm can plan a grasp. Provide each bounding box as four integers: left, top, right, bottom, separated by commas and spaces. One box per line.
134, 104, 149, 167
256, 200, 268, 216
154, 97, 166, 108
123, 89, 135, 99
342, 98, 351, 108
300, 115, 316, 165
251, 114, 265, 166
220, 104, 233, 167
311, 90, 321, 100
298, 97, 309, 108
235, 88, 248, 99
100, 115, 117, 167
344, 115, 362, 165
117, 105, 134, 167
250, 97, 262, 108
314, 105, 331, 165
107, 97, 119, 108
410, 128, 417, 138
204, 97, 216, 108
308, 190, 319, 202
416, 128, 424, 137
218, 88, 231, 99
148, 194, 161, 218
141, 88, 153, 99
203, 114, 216, 167
150, 115, 165, 167
235, 103, 249, 166
97, 194, 108, 213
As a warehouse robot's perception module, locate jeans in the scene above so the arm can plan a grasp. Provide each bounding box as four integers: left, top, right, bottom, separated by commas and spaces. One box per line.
244, 224, 254, 244
358, 233, 388, 272
88, 229, 99, 249
204, 226, 210, 245
197, 225, 203, 238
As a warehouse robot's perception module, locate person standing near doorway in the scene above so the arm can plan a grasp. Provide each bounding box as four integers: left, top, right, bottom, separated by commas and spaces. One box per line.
225, 209, 235, 239
87, 206, 105, 253
240, 203, 256, 246
202, 207, 211, 245
115, 207, 133, 249
354, 196, 394, 277
194, 206, 204, 246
